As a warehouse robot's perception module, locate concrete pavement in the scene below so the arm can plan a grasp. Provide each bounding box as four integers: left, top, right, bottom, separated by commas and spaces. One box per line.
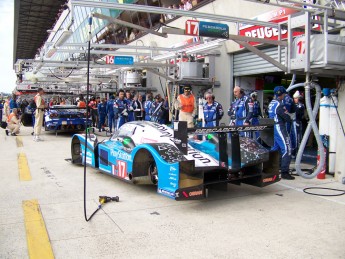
0, 126, 345, 259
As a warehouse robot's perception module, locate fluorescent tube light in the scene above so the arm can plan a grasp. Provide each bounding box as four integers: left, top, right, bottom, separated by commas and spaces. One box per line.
55, 30, 73, 47
45, 48, 57, 58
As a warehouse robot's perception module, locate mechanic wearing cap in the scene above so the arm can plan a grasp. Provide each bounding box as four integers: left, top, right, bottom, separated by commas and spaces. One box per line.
268, 86, 294, 180
106, 95, 116, 133
250, 91, 262, 140
229, 86, 253, 137
151, 95, 164, 123
203, 92, 224, 127
293, 90, 305, 154
114, 90, 129, 129
281, 87, 296, 153
175, 85, 196, 128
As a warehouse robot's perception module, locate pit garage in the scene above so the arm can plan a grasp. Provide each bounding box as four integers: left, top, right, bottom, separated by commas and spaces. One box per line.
2, 0, 345, 258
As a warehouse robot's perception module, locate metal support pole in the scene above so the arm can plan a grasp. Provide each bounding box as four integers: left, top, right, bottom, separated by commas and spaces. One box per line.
324, 10, 329, 66
305, 12, 311, 72
71, 0, 279, 28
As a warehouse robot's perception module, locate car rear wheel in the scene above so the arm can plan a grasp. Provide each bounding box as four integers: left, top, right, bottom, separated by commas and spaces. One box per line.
148, 160, 158, 185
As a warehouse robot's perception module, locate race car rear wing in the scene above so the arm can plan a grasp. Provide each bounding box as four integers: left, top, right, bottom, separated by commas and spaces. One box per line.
173, 120, 274, 171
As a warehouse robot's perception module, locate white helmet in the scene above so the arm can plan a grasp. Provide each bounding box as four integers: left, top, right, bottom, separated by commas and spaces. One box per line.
293, 90, 301, 99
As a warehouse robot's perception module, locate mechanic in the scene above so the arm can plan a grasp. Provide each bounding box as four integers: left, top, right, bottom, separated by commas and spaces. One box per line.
227, 99, 236, 126
33, 88, 46, 142
125, 90, 135, 122
174, 85, 196, 128
133, 94, 144, 121
203, 91, 224, 127
97, 98, 107, 132
250, 91, 262, 140
6, 108, 20, 136
3, 96, 10, 120
292, 90, 305, 155
77, 95, 86, 108
268, 86, 294, 180
88, 97, 98, 127
151, 95, 164, 124
144, 93, 153, 121
0, 101, 3, 122
114, 90, 129, 129
9, 94, 18, 113
106, 95, 116, 133
281, 87, 296, 154
230, 86, 253, 137
28, 99, 36, 136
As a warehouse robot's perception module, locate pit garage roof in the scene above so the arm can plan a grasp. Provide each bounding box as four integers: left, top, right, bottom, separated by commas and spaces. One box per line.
13, 0, 68, 63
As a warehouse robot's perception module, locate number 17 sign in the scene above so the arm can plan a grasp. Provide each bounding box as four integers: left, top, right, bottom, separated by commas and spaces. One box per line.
185, 20, 229, 39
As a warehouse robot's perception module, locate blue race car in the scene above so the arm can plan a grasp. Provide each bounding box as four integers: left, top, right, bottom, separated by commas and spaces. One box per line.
71, 121, 280, 200
45, 105, 91, 132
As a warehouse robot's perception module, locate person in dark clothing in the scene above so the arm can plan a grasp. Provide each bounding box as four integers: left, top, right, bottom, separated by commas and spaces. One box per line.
133, 94, 144, 121
97, 98, 107, 132
292, 91, 305, 155
268, 86, 294, 180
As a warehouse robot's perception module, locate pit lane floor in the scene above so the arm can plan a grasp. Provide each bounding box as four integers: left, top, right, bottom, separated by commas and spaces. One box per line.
1, 126, 345, 259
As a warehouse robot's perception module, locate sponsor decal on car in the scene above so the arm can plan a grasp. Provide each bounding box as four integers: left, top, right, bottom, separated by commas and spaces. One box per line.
188, 147, 211, 164
112, 160, 127, 178
176, 189, 204, 199
194, 126, 267, 134
158, 188, 175, 198
262, 175, 278, 183
110, 150, 131, 161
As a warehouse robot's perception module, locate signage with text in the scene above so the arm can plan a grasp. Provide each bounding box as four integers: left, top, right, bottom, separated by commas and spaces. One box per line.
186, 20, 229, 39
105, 56, 134, 65
238, 7, 319, 47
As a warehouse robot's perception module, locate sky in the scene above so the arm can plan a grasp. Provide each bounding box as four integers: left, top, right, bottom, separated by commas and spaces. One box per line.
0, 0, 17, 94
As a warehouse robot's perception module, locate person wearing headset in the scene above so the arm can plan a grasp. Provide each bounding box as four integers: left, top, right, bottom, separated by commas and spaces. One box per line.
203, 91, 224, 127
268, 86, 294, 180
229, 86, 253, 137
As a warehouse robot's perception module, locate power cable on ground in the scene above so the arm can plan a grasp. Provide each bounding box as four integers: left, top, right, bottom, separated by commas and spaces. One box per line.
303, 187, 345, 196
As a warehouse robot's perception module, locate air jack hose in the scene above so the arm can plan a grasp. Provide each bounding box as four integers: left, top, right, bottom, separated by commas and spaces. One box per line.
286, 76, 325, 179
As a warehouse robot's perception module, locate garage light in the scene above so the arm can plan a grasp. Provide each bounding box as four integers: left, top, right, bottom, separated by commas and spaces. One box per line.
45, 48, 57, 58
55, 30, 73, 47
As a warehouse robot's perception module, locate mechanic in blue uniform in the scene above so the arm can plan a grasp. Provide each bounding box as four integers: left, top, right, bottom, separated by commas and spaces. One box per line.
125, 90, 135, 122
106, 95, 115, 133
9, 95, 18, 113
97, 98, 107, 132
114, 90, 129, 129
281, 87, 296, 153
250, 91, 262, 140
230, 86, 253, 137
203, 91, 224, 127
268, 86, 294, 180
144, 94, 153, 121
292, 90, 305, 155
227, 100, 236, 126
27, 99, 36, 135
150, 95, 164, 123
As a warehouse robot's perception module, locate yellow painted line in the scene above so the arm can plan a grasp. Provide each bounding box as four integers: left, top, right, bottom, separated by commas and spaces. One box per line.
22, 200, 54, 259
16, 136, 23, 147
18, 153, 32, 181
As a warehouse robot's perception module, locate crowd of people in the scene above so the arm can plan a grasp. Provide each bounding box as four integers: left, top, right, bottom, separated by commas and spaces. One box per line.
1, 84, 306, 177
88, 90, 170, 133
